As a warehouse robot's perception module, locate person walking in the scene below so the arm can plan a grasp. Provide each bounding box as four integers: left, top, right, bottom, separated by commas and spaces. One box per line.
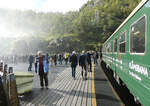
34, 55, 38, 73
36, 51, 49, 89
79, 51, 88, 80
43, 53, 49, 89
64, 52, 69, 65
28, 55, 34, 71
53, 53, 57, 66
87, 51, 92, 72
96, 51, 99, 65
70, 51, 78, 80
50, 53, 54, 67
58, 54, 63, 65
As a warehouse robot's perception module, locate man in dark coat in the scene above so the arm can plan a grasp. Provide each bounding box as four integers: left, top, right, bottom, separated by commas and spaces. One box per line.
28, 55, 34, 71
79, 51, 88, 80
87, 51, 92, 72
53, 54, 57, 66
70, 51, 78, 80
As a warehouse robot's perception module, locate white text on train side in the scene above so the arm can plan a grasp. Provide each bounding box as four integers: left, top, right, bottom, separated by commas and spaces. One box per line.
129, 61, 148, 77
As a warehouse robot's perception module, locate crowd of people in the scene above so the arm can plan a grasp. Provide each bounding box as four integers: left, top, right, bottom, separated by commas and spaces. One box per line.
29, 50, 100, 89
28, 52, 75, 71
70, 50, 99, 80
0, 50, 100, 89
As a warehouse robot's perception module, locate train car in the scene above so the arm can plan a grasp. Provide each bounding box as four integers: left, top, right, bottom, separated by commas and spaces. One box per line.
102, 0, 150, 105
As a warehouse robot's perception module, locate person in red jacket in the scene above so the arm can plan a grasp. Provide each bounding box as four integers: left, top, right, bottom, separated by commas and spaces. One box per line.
37, 51, 49, 89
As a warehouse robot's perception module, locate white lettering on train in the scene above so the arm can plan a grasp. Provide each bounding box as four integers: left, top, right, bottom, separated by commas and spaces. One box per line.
129, 71, 141, 81
129, 61, 148, 77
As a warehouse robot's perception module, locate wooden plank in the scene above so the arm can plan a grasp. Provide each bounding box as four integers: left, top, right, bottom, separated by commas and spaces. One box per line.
60, 67, 81, 106
0, 77, 9, 106
51, 67, 76, 105
46, 69, 73, 105
33, 68, 71, 105
21, 68, 69, 106
8, 74, 20, 106
81, 75, 88, 106
20, 66, 93, 106
76, 78, 86, 106
68, 69, 83, 106
87, 72, 92, 106
65, 69, 81, 106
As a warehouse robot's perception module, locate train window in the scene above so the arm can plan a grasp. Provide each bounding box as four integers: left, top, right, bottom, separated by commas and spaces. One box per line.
110, 41, 113, 52
130, 16, 146, 53
105, 45, 106, 53
119, 32, 126, 53
106, 44, 108, 53
106, 43, 111, 53
114, 38, 117, 52
109, 42, 112, 52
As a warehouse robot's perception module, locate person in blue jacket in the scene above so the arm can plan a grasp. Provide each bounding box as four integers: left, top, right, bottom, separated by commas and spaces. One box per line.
43, 53, 49, 74
37, 51, 49, 89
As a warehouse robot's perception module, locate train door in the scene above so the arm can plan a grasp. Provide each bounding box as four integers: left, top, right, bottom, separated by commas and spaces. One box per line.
117, 31, 127, 84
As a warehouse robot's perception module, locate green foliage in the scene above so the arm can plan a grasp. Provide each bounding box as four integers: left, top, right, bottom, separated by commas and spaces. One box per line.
0, 0, 140, 54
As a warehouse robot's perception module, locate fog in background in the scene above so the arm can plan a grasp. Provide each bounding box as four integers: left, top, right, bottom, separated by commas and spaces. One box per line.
0, 9, 50, 56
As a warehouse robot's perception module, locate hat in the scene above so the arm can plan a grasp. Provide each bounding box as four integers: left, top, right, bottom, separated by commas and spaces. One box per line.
82, 51, 85, 54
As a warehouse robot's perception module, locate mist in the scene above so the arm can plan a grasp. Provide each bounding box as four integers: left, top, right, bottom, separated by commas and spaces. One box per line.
0, 9, 51, 56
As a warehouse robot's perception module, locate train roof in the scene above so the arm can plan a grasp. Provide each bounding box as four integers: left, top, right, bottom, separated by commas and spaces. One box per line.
103, 0, 148, 45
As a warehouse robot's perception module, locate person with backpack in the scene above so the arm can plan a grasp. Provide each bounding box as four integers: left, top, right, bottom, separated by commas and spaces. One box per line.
87, 51, 92, 72
70, 51, 78, 80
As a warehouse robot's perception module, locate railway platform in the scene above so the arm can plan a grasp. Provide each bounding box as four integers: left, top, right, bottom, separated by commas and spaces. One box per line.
13, 63, 122, 106
95, 63, 123, 106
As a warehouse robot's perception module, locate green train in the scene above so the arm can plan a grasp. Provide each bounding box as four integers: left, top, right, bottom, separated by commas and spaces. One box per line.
102, 0, 150, 105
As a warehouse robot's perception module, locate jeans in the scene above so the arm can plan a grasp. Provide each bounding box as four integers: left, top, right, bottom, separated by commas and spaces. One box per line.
72, 66, 76, 78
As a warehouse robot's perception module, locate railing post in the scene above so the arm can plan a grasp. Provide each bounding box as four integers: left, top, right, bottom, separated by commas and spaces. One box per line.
0, 76, 10, 106
0, 62, 20, 106
8, 73, 20, 106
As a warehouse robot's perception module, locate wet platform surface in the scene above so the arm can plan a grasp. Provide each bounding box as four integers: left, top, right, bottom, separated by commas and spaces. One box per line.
94, 64, 122, 106
12, 63, 122, 106
19, 65, 92, 106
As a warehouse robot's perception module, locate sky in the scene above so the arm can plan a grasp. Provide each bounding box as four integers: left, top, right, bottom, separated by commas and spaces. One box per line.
0, 0, 89, 13
0, 0, 89, 38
